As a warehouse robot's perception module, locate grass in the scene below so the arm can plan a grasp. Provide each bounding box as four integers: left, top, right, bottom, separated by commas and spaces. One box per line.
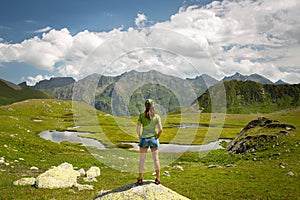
0, 99, 299, 199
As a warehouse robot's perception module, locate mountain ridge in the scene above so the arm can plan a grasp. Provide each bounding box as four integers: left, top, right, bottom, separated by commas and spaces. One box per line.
222, 72, 274, 84
0, 78, 52, 106
194, 80, 300, 114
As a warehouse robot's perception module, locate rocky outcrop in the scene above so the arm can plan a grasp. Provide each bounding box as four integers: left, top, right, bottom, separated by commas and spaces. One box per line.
95, 181, 190, 200
227, 117, 296, 154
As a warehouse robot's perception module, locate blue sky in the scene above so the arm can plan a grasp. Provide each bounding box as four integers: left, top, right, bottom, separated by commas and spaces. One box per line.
0, 0, 299, 85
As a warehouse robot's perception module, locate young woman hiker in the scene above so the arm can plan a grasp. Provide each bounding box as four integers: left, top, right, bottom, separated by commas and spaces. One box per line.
136, 99, 163, 184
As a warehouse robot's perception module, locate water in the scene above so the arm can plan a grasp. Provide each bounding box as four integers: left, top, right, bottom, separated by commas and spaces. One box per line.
123, 139, 230, 153
39, 130, 106, 150
39, 130, 230, 153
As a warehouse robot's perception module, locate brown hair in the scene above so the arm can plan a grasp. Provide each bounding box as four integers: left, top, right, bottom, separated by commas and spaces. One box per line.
144, 107, 157, 120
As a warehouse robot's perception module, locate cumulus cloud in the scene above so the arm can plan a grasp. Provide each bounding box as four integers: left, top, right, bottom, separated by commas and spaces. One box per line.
135, 13, 148, 28
0, 0, 300, 84
26, 74, 53, 86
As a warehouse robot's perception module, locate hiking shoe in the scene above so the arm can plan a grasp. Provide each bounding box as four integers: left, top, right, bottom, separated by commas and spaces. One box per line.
155, 178, 161, 184
137, 178, 143, 185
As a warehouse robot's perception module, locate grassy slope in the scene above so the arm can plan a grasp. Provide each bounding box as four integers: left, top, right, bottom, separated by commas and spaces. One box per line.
0, 99, 299, 199
0, 81, 52, 106
197, 80, 300, 114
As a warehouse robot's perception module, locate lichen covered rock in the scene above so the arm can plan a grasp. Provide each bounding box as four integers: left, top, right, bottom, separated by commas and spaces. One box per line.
13, 177, 36, 186
95, 181, 190, 200
35, 162, 80, 189
86, 166, 100, 178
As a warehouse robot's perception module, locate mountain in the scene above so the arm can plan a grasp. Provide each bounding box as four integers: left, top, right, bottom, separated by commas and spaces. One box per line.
0, 78, 52, 106
94, 70, 209, 116
186, 74, 218, 95
275, 79, 289, 85
34, 70, 214, 116
34, 77, 75, 90
222, 72, 273, 84
193, 80, 300, 114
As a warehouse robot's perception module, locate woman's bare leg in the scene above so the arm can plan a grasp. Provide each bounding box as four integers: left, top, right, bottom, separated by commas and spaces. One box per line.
151, 148, 160, 180
138, 148, 147, 180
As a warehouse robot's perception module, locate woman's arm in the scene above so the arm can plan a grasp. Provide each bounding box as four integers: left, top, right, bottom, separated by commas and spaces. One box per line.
136, 122, 141, 138
157, 123, 162, 138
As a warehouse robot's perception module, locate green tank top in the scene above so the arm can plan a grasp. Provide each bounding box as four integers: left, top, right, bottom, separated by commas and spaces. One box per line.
138, 113, 161, 138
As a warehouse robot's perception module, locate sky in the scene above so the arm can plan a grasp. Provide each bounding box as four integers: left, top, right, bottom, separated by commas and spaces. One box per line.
0, 0, 299, 85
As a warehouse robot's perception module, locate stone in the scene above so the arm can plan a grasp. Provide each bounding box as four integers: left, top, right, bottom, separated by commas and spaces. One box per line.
163, 171, 170, 177
74, 183, 94, 191
94, 182, 190, 200
30, 166, 39, 171
207, 165, 219, 168
83, 177, 98, 182
173, 165, 184, 171
225, 164, 234, 168
86, 166, 100, 178
35, 162, 80, 189
286, 171, 295, 177
13, 177, 36, 186
77, 168, 86, 177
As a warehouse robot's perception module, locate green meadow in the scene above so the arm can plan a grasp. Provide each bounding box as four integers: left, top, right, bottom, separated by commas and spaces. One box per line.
0, 99, 299, 199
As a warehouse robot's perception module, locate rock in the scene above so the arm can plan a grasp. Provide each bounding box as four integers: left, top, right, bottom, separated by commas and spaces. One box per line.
95, 181, 190, 200
207, 165, 221, 168
225, 164, 234, 168
226, 117, 295, 154
35, 162, 80, 189
77, 168, 86, 177
0, 160, 5, 164
286, 171, 295, 177
173, 165, 184, 171
163, 171, 170, 177
13, 177, 36, 186
30, 166, 39, 171
279, 131, 289, 136
86, 166, 100, 178
73, 183, 94, 191
83, 177, 98, 182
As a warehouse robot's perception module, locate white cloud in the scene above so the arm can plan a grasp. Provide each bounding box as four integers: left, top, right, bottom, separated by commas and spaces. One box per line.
58, 64, 79, 77
34, 26, 52, 33
135, 13, 148, 28
0, 0, 300, 84
26, 74, 53, 86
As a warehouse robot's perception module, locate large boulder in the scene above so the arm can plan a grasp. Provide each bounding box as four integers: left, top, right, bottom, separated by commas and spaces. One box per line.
95, 181, 190, 200
35, 162, 80, 189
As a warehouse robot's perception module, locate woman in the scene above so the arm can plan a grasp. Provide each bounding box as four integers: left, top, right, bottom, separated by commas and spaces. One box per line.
136, 99, 163, 184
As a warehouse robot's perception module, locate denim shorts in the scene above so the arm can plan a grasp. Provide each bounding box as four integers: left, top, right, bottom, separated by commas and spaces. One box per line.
139, 138, 159, 149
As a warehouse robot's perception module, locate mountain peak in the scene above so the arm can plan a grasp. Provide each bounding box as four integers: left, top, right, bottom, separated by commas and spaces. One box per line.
275, 79, 288, 85
222, 72, 273, 84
